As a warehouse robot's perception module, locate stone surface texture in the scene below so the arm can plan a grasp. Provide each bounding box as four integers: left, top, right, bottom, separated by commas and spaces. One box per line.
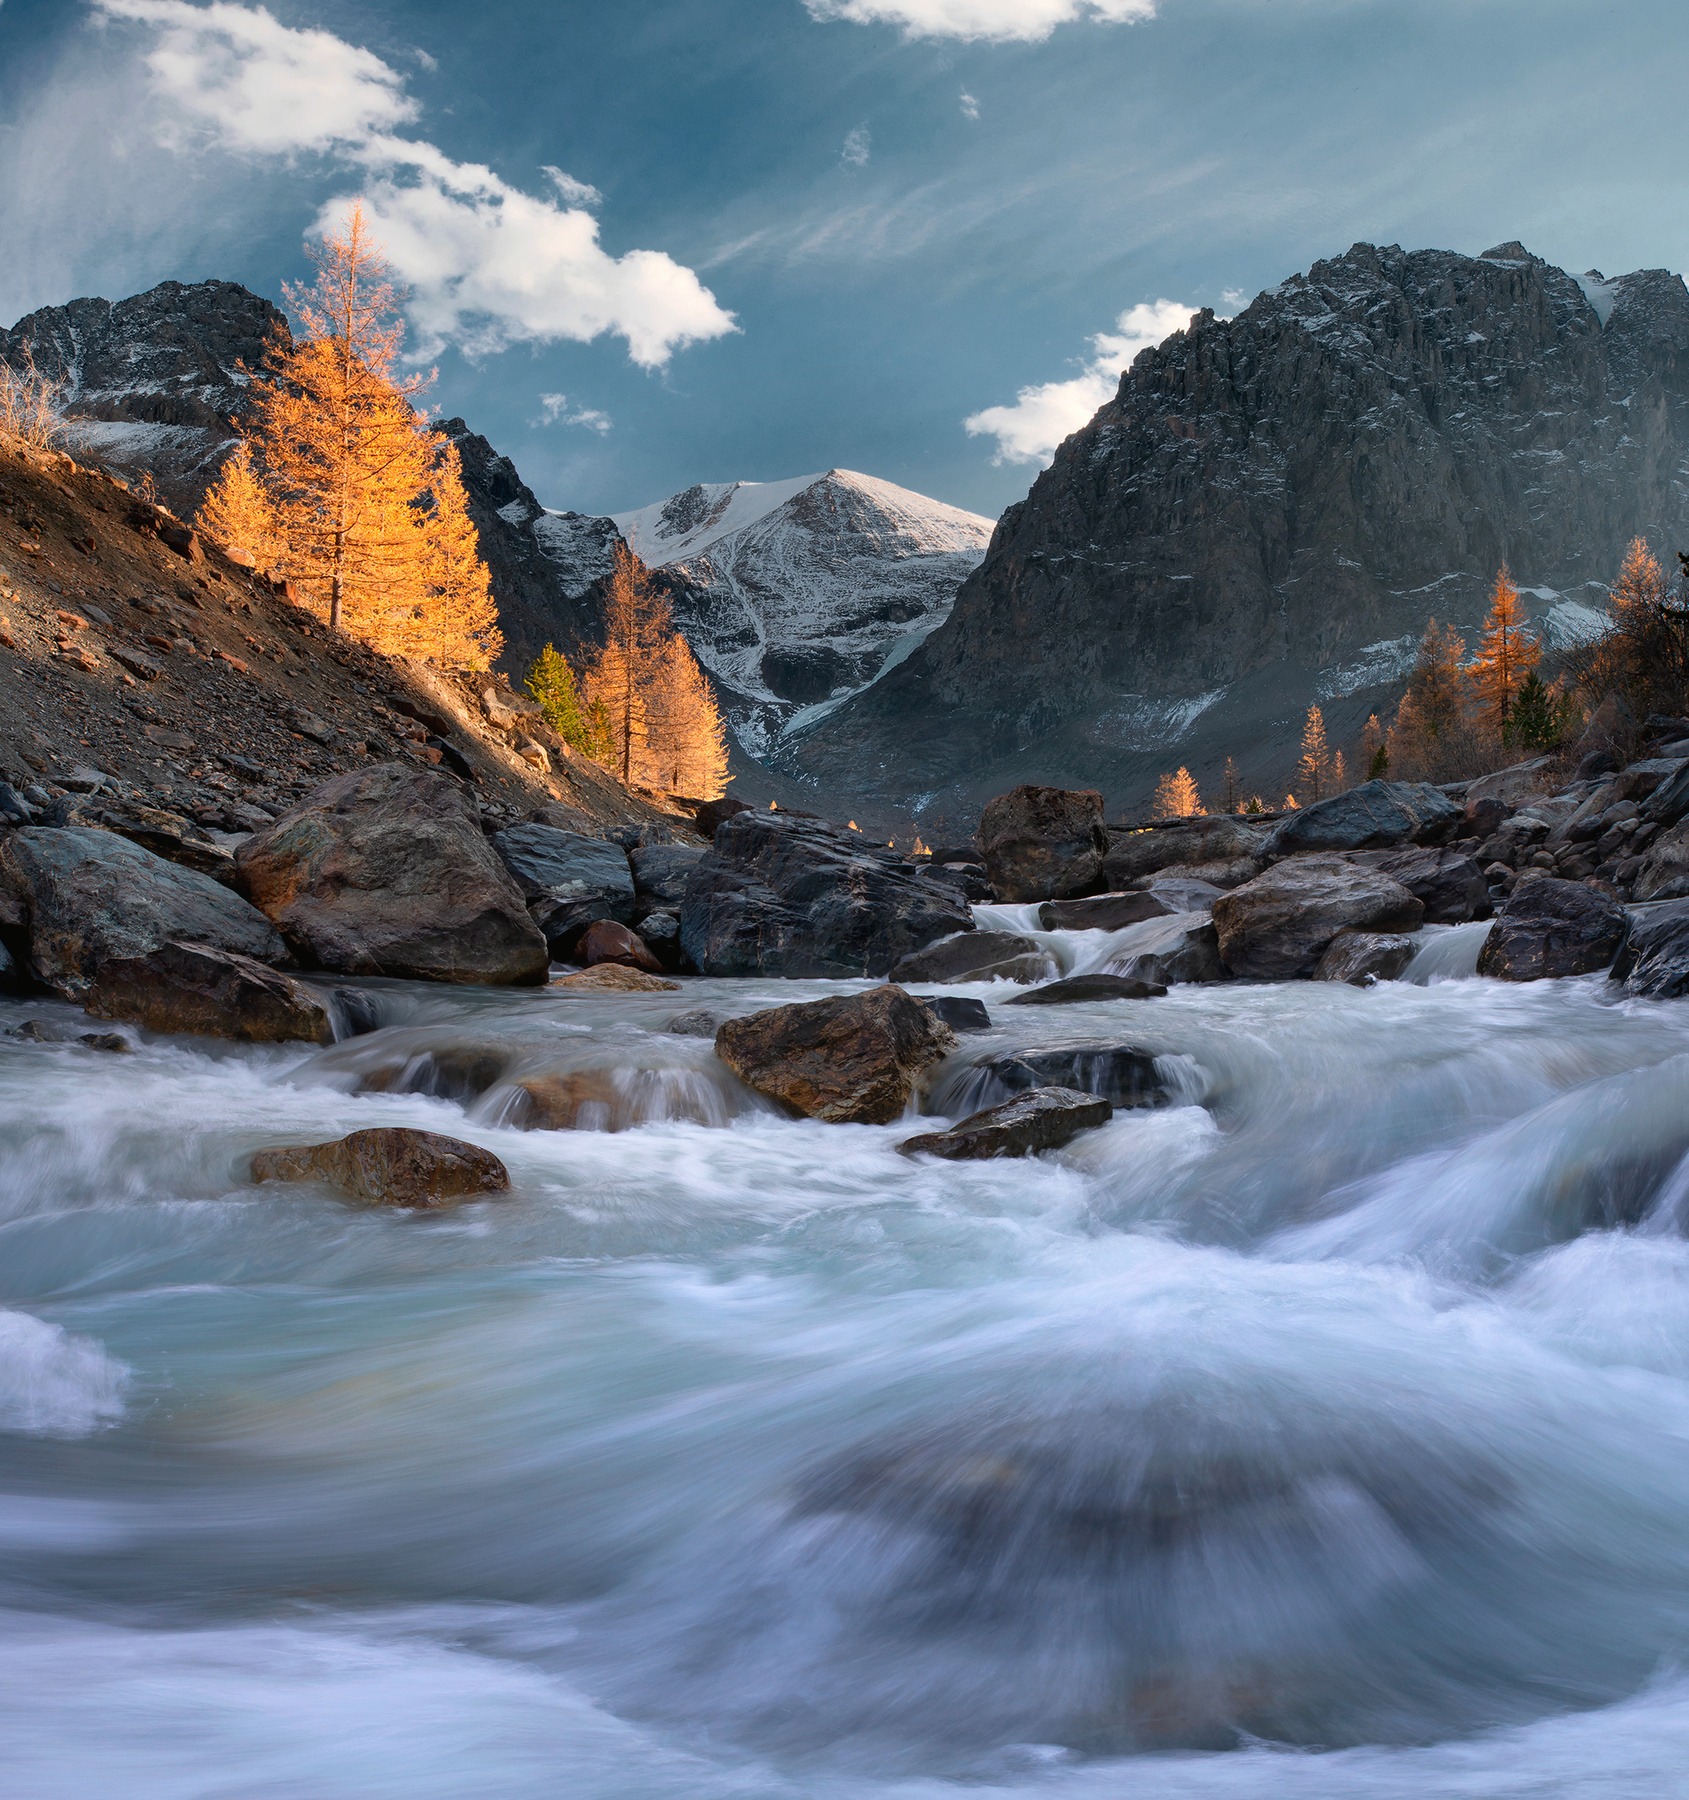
898, 1087, 1113, 1160
1213, 856, 1423, 979
1476, 878, 1627, 980
978, 785, 1108, 901
1314, 930, 1416, 985
250, 1128, 510, 1207
84, 940, 333, 1041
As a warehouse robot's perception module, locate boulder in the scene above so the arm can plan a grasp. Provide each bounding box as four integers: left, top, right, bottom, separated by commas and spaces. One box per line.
510, 1070, 635, 1132
1464, 795, 1511, 838
628, 843, 706, 920
492, 824, 635, 958
680, 811, 975, 979
666, 1007, 725, 1037
1314, 930, 1416, 985
1145, 877, 1227, 912
1102, 912, 1227, 985
0, 827, 285, 1000
1463, 758, 1558, 809
714, 986, 957, 1124
84, 941, 334, 1042
553, 964, 680, 992
1100, 817, 1268, 889
635, 910, 683, 969
1632, 822, 1689, 902
579, 919, 663, 973
915, 995, 992, 1032
236, 766, 548, 985
1260, 781, 1461, 858
1373, 847, 1492, 923
898, 1088, 1113, 1161
1140, 856, 1261, 890
928, 860, 994, 903
250, 1128, 510, 1208
41, 794, 237, 884
972, 1041, 1164, 1107
1643, 762, 1689, 830
978, 785, 1107, 902
1212, 856, 1424, 979
888, 931, 1048, 984
1475, 878, 1626, 981
1037, 892, 1173, 931
1004, 973, 1166, 1005
1610, 901, 1689, 998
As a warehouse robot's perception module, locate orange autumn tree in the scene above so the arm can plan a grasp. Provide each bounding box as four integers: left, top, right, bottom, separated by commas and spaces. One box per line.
1152, 767, 1201, 817
412, 441, 503, 669
197, 442, 279, 570
1468, 563, 1540, 735
1295, 704, 1333, 804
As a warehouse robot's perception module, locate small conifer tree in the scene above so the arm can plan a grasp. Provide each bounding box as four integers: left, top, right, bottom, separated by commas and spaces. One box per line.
526, 643, 590, 750
1468, 563, 1540, 734
1222, 756, 1241, 812
1152, 767, 1201, 818
197, 444, 279, 569
1296, 704, 1332, 804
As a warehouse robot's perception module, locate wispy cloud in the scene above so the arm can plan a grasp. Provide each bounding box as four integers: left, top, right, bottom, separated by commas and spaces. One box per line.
964, 297, 1198, 464
88, 0, 737, 369
841, 124, 872, 167
959, 90, 979, 120
805, 0, 1156, 45
534, 392, 612, 433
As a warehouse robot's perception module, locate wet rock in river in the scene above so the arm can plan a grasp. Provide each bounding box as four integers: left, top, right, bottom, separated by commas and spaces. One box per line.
680, 810, 974, 979
250, 1127, 510, 1207
1261, 780, 1461, 857
1610, 899, 1689, 998
579, 918, 663, 973
84, 940, 334, 1042
914, 995, 992, 1032
237, 766, 548, 986
553, 964, 680, 992
1036, 891, 1173, 931
978, 785, 1108, 901
1314, 930, 1416, 985
1476, 877, 1627, 980
1373, 846, 1492, 923
351, 1041, 512, 1100
0, 826, 285, 1000
888, 930, 1048, 984
715, 985, 956, 1124
1104, 912, 1227, 985
493, 825, 636, 960
898, 1086, 1113, 1159
1005, 972, 1166, 1004
1212, 856, 1423, 979
973, 1040, 1164, 1106
1100, 817, 1268, 890
666, 1007, 725, 1037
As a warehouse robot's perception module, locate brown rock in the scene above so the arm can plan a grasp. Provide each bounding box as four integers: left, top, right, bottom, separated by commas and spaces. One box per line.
714, 985, 957, 1123
1313, 930, 1416, 985
552, 964, 680, 992
579, 918, 662, 972
1036, 891, 1174, 931
898, 1087, 1113, 1160
250, 1127, 509, 1207
978, 785, 1107, 902
85, 940, 333, 1042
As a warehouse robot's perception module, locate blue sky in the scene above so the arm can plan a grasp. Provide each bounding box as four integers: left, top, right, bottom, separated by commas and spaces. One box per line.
1, 0, 1685, 523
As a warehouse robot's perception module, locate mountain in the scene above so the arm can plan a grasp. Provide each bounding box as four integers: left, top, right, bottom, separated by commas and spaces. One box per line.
611, 470, 993, 757
1, 279, 282, 516
780, 241, 1689, 821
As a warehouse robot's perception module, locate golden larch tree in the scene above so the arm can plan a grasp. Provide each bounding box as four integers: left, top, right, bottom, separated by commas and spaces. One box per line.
196, 443, 279, 568
1152, 767, 1201, 818
583, 542, 671, 783
648, 634, 730, 798
415, 441, 502, 669
1296, 704, 1332, 804
1468, 563, 1540, 733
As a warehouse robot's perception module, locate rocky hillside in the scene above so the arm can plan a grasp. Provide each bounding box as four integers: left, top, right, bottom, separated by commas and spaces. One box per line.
0, 435, 691, 849
610, 471, 992, 757
781, 241, 1689, 821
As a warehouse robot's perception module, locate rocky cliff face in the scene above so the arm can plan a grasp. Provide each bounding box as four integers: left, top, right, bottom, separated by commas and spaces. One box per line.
2, 280, 286, 516
782, 241, 1689, 818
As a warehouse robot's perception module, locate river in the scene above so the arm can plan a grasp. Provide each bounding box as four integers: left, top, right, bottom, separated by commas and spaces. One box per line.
6, 906, 1689, 1798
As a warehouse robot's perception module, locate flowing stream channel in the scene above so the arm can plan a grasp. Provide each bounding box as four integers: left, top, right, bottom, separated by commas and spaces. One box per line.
7, 904, 1689, 1798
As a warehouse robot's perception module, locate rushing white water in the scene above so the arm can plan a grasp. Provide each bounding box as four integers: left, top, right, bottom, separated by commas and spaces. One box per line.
7, 917, 1689, 1798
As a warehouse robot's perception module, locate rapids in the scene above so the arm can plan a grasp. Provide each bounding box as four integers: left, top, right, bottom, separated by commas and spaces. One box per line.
7, 907, 1689, 1798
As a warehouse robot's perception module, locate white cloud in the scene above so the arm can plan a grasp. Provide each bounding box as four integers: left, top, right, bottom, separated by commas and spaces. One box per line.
805, 0, 1156, 44
534, 393, 612, 433
410, 47, 437, 73
90, 0, 736, 370
960, 89, 980, 120
964, 297, 1197, 465
841, 125, 872, 167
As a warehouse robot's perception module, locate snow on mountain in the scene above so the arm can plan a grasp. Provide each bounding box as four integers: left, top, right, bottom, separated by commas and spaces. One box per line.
609, 469, 994, 755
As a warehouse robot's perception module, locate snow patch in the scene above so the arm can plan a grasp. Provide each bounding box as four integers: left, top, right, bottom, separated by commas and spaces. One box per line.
1542, 598, 1611, 648
496, 498, 532, 526
1317, 636, 1421, 699
1095, 690, 1225, 750
1574, 271, 1619, 327
531, 510, 620, 596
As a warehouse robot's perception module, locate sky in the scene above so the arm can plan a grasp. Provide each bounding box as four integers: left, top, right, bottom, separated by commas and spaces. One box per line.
0, 0, 1685, 525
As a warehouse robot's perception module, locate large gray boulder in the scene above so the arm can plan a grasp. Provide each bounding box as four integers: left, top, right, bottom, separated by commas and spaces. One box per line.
1632, 822, 1689, 902
236, 765, 548, 985
0, 827, 285, 999
1476, 878, 1626, 980
680, 810, 975, 978
1610, 900, 1689, 998
899, 1088, 1112, 1160
888, 931, 1050, 985
1103, 912, 1227, 985
628, 842, 705, 921
1212, 856, 1423, 979
969, 1041, 1165, 1107
1100, 817, 1268, 889
978, 785, 1107, 902
1261, 781, 1461, 858
493, 824, 635, 957
1372, 846, 1492, 923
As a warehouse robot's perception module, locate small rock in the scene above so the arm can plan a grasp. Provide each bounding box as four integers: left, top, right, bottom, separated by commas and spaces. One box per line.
1476, 878, 1627, 981
330, 987, 382, 1037
979, 785, 1108, 902
898, 1087, 1113, 1160
250, 1128, 509, 1208
84, 940, 334, 1043
715, 986, 956, 1124
1314, 930, 1416, 985
1143, 877, 1227, 911
888, 931, 1046, 984
915, 995, 992, 1032
666, 1007, 724, 1037
636, 909, 683, 968
0, 783, 36, 825
553, 964, 681, 992
1004, 973, 1166, 1005
972, 1040, 1164, 1106
77, 1033, 131, 1053
579, 919, 662, 973
111, 647, 164, 681
1036, 891, 1174, 931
